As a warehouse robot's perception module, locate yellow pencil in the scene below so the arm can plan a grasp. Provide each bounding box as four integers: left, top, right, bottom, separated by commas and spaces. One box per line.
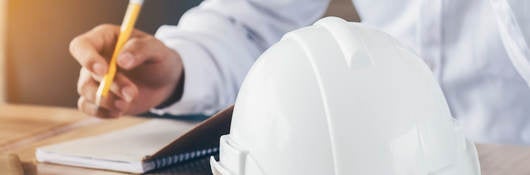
96, 0, 143, 106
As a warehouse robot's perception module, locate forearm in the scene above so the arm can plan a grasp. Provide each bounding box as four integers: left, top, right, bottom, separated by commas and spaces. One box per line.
151, 0, 330, 116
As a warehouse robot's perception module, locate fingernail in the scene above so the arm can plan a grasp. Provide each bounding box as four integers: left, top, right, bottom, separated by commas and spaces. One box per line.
122, 86, 135, 102
118, 52, 135, 68
93, 63, 107, 76
114, 100, 128, 111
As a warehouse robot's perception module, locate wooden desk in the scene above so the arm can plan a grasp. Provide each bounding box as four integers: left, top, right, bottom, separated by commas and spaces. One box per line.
0, 104, 210, 175
0, 104, 529, 174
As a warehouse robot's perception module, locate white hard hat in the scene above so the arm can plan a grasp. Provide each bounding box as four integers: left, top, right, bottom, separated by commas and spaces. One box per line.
210, 17, 481, 175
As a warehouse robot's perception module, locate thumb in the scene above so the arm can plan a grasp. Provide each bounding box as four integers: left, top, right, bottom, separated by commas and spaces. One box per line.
117, 36, 166, 70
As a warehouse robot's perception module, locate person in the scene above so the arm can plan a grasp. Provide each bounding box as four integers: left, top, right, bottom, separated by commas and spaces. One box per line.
70, 0, 530, 144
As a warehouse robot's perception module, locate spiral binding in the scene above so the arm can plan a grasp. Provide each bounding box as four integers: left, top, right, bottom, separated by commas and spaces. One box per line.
146, 147, 219, 171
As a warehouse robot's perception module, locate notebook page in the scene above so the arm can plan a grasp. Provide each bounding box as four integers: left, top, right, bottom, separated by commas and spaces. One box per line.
37, 119, 196, 163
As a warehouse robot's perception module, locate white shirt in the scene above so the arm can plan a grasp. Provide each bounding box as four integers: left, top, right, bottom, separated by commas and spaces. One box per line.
151, 0, 530, 144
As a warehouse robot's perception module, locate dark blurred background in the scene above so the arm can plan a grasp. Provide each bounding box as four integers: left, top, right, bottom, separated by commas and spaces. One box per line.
2, 0, 358, 108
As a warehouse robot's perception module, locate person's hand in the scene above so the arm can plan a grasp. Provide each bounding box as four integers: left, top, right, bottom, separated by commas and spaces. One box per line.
71, 24, 183, 118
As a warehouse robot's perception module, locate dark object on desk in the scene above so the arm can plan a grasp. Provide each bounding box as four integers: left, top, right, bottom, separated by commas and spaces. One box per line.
0, 153, 24, 175
147, 156, 214, 175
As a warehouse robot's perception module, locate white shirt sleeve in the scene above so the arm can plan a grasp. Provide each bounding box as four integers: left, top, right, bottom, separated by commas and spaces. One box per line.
150, 0, 330, 116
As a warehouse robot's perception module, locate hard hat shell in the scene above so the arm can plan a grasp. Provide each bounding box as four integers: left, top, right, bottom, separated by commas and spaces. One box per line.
210, 17, 481, 175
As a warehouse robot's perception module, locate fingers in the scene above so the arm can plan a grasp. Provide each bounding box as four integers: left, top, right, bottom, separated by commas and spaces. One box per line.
117, 36, 168, 70
77, 75, 124, 111
70, 24, 148, 74
110, 73, 139, 103
70, 37, 108, 76
78, 97, 121, 119
70, 24, 119, 76
77, 68, 139, 118
72, 24, 152, 118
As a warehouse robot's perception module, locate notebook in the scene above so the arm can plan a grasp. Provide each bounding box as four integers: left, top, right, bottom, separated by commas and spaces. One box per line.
35, 106, 233, 174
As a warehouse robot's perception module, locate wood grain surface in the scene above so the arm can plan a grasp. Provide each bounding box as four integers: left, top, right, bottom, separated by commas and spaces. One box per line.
0, 104, 529, 175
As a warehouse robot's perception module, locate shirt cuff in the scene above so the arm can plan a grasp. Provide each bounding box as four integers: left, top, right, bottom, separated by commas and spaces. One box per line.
150, 29, 220, 116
